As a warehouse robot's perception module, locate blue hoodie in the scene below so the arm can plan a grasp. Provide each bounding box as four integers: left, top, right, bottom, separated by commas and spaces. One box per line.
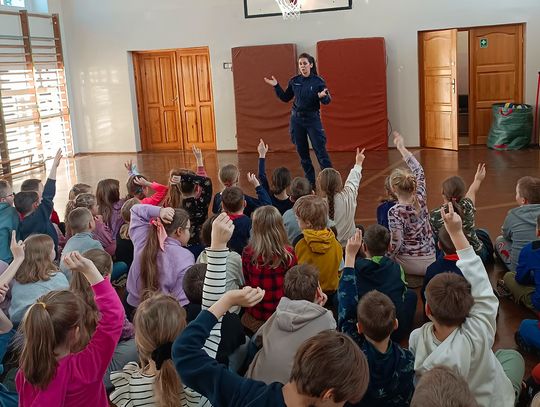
0, 203, 19, 263
515, 240, 540, 310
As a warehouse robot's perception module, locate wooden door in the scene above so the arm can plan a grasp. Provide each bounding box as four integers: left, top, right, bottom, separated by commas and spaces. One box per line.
176, 48, 216, 150
469, 24, 524, 145
419, 29, 458, 150
133, 51, 182, 151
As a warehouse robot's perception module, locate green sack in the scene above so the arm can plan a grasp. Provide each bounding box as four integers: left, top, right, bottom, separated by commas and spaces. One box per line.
487, 103, 533, 150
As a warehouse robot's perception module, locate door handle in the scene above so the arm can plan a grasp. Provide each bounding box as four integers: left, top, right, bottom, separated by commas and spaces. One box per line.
172, 96, 179, 103
451, 79, 456, 94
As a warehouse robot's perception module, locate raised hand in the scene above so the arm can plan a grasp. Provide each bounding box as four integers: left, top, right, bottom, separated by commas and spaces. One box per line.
62, 251, 103, 285
10, 231, 24, 261
133, 176, 152, 188
0, 284, 9, 304
228, 286, 265, 308
124, 159, 134, 172
392, 131, 405, 150
346, 228, 363, 259
263, 76, 278, 86
211, 212, 235, 249
159, 207, 175, 224
192, 145, 204, 166
318, 88, 329, 99
441, 202, 463, 236
257, 139, 269, 158
247, 172, 260, 188
474, 163, 486, 183
52, 149, 62, 168
355, 148, 366, 166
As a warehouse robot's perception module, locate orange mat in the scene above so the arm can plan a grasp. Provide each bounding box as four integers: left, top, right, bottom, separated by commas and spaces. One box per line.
317, 38, 388, 151
232, 44, 297, 153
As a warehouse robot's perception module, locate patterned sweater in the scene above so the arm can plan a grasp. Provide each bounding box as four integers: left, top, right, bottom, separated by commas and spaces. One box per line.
388, 154, 435, 258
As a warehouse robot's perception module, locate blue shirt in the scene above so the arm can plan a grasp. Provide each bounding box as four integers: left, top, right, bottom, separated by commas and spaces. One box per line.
274, 74, 331, 112
258, 158, 293, 215
515, 240, 540, 310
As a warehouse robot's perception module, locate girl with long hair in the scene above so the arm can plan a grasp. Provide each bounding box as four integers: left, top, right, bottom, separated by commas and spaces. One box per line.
124, 159, 169, 205
387, 131, 435, 276
96, 178, 126, 239
317, 147, 365, 246
9, 234, 69, 325
110, 294, 187, 407
16, 251, 124, 406
241, 206, 297, 333
126, 204, 194, 310
115, 197, 140, 268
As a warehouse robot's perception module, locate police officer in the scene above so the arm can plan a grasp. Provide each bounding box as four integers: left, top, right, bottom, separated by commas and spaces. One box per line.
264, 53, 332, 187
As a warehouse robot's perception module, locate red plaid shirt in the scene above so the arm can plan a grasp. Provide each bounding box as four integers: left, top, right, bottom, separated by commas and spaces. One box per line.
242, 245, 297, 321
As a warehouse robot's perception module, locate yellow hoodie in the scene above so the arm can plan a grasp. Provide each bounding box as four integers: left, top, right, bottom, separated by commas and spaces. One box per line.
294, 228, 343, 292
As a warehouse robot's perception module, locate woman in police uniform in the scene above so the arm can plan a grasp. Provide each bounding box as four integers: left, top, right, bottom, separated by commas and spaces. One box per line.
264, 53, 332, 187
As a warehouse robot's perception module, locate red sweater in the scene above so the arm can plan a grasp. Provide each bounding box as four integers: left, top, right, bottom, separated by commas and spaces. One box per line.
242, 246, 297, 321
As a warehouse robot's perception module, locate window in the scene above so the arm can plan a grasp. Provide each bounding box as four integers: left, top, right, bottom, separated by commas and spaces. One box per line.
0, 0, 26, 7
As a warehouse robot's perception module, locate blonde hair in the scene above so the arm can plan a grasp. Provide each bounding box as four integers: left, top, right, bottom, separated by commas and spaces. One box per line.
219, 164, 239, 187
68, 183, 92, 200
119, 197, 140, 239
65, 193, 97, 235
134, 294, 186, 407
19, 290, 84, 389
68, 207, 93, 234
162, 169, 196, 208
16, 235, 57, 284
248, 206, 293, 268
69, 249, 112, 351
389, 168, 420, 211
317, 168, 343, 221
293, 195, 329, 230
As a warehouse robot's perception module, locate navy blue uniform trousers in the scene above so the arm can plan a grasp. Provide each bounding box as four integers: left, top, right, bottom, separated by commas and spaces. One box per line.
289, 111, 332, 186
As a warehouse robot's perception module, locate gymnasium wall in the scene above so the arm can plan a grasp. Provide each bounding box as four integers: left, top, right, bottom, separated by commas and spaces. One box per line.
47, 0, 540, 153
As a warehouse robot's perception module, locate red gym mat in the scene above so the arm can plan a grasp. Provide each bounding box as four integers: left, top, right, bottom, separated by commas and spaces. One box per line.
232, 44, 297, 153
317, 38, 388, 151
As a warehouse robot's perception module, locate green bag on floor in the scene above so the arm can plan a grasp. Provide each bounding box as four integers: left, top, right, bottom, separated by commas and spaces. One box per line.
487, 103, 533, 150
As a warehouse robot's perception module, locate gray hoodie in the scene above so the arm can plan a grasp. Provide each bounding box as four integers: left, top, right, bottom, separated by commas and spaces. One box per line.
245, 297, 336, 384
502, 204, 540, 271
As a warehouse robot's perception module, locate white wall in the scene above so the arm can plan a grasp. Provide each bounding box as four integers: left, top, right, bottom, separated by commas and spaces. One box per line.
50, 0, 540, 152
457, 31, 469, 96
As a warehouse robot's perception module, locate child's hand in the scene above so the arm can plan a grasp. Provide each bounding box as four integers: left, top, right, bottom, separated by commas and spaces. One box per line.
192, 146, 203, 166
247, 172, 260, 188
211, 212, 235, 249
227, 286, 265, 308
355, 148, 366, 166
124, 159, 134, 172
159, 207, 175, 224
474, 163, 486, 183
392, 131, 405, 150
170, 175, 181, 185
52, 148, 63, 168
441, 202, 463, 236
257, 139, 269, 158
10, 231, 24, 261
133, 176, 152, 188
345, 228, 363, 258
0, 284, 9, 304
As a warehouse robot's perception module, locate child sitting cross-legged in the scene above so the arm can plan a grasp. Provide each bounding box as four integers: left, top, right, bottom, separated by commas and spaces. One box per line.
348, 290, 415, 407
338, 225, 417, 343
245, 263, 336, 384
221, 185, 252, 255
409, 203, 525, 407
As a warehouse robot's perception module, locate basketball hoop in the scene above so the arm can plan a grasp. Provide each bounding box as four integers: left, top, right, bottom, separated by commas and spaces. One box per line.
275, 0, 302, 20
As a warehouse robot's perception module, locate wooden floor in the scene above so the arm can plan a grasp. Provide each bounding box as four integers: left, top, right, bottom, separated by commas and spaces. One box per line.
8, 145, 540, 375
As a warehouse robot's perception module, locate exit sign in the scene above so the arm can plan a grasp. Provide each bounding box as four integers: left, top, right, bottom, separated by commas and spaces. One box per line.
480, 38, 488, 48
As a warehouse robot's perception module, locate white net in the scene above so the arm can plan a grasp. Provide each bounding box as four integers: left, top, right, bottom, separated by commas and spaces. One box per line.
275, 0, 302, 20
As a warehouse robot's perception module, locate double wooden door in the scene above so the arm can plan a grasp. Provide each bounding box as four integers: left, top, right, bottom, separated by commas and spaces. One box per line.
133, 47, 216, 151
419, 24, 524, 149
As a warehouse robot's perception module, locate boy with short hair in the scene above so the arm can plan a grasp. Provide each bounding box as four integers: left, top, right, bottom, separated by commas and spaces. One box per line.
351, 290, 414, 406
245, 264, 336, 384
410, 365, 478, 407
410, 204, 525, 407
212, 165, 271, 217
496, 176, 540, 271
421, 226, 463, 305
501, 214, 540, 311
339, 224, 417, 342
0, 180, 18, 264
16, 149, 62, 254
60, 207, 102, 278
20, 177, 62, 229
293, 195, 342, 304
221, 185, 252, 255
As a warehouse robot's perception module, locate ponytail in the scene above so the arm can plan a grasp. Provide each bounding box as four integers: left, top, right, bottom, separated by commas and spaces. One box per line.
316, 168, 343, 221
390, 168, 420, 212
19, 290, 82, 389
162, 169, 196, 208
139, 209, 190, 300
155, 359, 182, 407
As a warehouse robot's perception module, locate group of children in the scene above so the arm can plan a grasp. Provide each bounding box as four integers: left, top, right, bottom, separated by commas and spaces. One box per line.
0, 132, 538, 406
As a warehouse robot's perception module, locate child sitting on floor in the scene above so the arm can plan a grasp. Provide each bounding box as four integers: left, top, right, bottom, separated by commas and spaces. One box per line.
0, 180, 18, 264
376, 176, 397, 230
221, 185, 252, 255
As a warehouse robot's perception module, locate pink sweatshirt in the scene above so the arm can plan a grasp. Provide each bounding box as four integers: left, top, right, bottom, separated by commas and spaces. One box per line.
140, 182, 168, 206
16, 278, 124, 407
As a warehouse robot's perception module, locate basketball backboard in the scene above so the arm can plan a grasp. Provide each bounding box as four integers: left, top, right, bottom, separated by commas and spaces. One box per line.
244, 0, 352, 19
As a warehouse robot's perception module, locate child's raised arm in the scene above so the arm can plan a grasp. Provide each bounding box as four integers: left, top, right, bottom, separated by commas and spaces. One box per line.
0, 232, 24, 287
192, 146, 207, 177
393, 131, 427, 203
441, 204, 498, 338
257, 139, 271, 192
0, 284, 12, 334
465, 163, 486, 205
